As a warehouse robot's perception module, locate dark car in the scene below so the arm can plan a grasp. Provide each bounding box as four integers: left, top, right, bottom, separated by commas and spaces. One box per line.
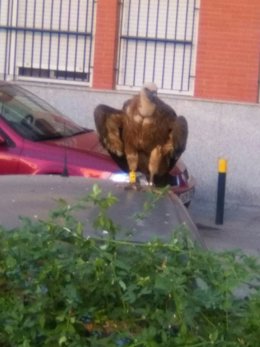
0, 175, 203, 246
0, 82, 195, 206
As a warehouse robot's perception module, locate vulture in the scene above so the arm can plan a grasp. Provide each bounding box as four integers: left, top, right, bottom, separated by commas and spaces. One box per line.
94, 83, 188, 188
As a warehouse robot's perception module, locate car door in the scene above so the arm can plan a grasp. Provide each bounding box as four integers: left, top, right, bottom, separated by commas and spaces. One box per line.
0, 130, 22, 174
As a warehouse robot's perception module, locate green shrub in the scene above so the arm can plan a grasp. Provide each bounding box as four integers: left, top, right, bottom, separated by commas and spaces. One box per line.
0, 185, 259, 347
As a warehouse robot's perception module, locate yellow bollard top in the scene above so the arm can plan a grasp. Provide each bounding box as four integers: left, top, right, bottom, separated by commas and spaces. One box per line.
218, 158, 228, 173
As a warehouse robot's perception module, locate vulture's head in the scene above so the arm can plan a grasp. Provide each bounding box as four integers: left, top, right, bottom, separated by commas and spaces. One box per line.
141, 82, 158, 102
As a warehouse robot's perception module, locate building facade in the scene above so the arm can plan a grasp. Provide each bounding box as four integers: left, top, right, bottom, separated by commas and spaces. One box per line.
1, 0, 259, 103
1, 0, 260, 206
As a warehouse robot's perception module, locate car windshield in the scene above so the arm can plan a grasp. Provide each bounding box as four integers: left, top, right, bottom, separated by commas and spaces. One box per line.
0, 84, 86, 141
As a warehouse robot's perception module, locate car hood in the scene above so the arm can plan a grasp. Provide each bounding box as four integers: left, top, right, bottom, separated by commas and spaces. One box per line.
47, 130, 184, 173
45, 130, 109, 157
42, 130, 121, 175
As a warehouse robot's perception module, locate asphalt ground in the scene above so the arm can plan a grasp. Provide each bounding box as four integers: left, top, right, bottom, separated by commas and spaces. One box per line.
189, 199, 260, 256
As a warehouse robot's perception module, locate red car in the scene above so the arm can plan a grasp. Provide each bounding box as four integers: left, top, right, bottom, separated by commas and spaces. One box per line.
0, 82, 195, 206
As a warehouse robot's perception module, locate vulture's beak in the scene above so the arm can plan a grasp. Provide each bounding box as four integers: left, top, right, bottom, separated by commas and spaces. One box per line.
144, 88, 158, 102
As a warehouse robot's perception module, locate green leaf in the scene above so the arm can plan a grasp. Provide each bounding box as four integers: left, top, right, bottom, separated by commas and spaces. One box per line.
6, 256, 17, 268
119, 280, 127, 291
0, 187, 259, 346
59, 336, 67, 346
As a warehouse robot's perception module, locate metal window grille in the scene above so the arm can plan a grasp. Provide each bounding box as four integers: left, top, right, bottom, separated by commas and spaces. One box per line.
117, 0, 200, 95
0, 0, 95, 84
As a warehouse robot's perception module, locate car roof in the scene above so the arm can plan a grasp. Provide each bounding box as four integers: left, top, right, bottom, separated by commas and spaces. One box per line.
0, 175, 204, 247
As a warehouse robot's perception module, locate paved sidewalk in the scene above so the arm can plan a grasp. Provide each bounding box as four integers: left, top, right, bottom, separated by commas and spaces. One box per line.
189, 199, 260, 256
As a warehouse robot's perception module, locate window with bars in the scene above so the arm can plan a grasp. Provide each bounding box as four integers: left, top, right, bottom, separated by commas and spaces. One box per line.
0, 0, 95, 83
116, 0, 200, 95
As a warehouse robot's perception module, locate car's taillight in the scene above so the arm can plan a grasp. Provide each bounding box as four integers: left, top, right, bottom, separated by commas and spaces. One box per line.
80, 168, 111, 179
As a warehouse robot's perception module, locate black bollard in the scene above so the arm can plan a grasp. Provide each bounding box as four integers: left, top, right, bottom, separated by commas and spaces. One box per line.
215, 158, 227, 225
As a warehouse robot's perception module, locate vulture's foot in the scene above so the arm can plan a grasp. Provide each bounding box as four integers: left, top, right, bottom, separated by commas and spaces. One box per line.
124, 182, 142, 191
125, 179, 142, 191
146, 181, 164, 193
124, 182, 155, 192
124, 171, 142, 191
124, 183, 161, 193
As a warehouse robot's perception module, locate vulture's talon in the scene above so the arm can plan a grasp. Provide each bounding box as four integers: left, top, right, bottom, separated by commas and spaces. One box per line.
124, 182, 141, 191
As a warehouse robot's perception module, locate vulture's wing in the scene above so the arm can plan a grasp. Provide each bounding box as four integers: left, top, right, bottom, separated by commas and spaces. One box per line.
169, 115, 188, 168
152, 94, 178, 120
153, 115, 188, 186
94, 104, 129, 171
94, 104, 124, 156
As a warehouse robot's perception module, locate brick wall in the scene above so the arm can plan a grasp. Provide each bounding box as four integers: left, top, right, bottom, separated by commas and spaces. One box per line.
195, 0, 260, 103
92, 0, 120, 89
92, 0, 260, 103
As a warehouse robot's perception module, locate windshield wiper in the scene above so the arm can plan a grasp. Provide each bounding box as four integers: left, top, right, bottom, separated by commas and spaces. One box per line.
71, 128, 93, 136
60, 128, 93, 138
36, 128, 93, 141
36, 133, 64, 141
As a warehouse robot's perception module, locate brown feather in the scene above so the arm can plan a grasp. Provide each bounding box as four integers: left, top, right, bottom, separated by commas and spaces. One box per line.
94, 104, 124, 156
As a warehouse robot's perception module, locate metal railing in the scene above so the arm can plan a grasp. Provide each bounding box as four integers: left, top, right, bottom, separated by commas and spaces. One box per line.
117, 0, 199, 94
0, 0, 95, 83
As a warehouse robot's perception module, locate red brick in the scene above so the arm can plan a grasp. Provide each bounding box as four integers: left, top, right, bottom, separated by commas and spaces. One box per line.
92, 0, 120, 89
195, 0, 260, 102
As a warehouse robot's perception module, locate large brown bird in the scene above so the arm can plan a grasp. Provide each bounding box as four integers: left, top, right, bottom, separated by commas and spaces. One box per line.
94, 83, 188, 187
